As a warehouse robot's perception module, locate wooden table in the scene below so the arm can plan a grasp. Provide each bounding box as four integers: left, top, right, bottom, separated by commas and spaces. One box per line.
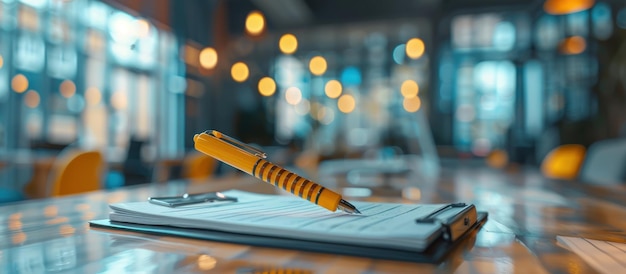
1, 165, 626, 273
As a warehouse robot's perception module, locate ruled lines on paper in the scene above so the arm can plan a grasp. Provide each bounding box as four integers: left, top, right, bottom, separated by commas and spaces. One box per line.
557, 235, 626, 274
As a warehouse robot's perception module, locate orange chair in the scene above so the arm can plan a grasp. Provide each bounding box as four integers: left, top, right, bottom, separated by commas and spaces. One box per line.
540, 144, 586, 180
181, 152, 217, 182
47, 150, 104, 196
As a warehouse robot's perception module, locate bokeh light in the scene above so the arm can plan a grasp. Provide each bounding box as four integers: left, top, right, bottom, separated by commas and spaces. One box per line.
258, 77, 276, 96
325, 80, 342, 99
309, 56, 327, 76
199, 47, 218, 69
135, 19, 151, 38
279, 33, 298, 54
392, 44, 406, 64
85, 87, 102, 106
59, 225, 76, 235
309, 101, 322, 119
231, 62, 249, 82
12, 232, 26, 245
295, 99, 310, 115
406, 38, 425, 59
285, 87, 302, 105
486, 149, 509, 169
403, 96, 421, 112
400, 80, 419, 98
67, 95, 85, 113
0, 55, 3, 68
245, 11, 265, 35
559, 36, 586, 55
60, 80, 76, 98
197, 254, 217, 270
340, 66, 362, 86
24, 90, 40, 108
319, 107, 335, 125
338, 94, 356, 113
544, 0, 594, 15
111, 91, 128, 110
11, 74, 29, 93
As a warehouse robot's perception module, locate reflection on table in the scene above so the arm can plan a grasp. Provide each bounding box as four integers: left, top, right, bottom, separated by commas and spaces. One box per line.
2, 165, 626, 273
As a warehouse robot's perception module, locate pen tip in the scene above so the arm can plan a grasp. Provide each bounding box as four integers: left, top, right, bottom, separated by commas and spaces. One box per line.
338, 199, 361, 214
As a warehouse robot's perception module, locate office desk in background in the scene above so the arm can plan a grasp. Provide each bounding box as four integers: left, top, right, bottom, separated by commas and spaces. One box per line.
2, 166, 626, 273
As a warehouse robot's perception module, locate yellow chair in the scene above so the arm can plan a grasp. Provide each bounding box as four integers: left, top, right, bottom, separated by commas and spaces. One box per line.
540, 144, 586, 180
181, 152, 217, 182
47, 150, 104, 197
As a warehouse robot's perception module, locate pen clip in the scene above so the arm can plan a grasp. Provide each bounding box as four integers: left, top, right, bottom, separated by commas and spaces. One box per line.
206, 130, 267, 158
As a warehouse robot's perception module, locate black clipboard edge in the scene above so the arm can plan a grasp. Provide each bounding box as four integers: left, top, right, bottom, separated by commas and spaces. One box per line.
415, 203, 478, 242
89, 212, 487, 264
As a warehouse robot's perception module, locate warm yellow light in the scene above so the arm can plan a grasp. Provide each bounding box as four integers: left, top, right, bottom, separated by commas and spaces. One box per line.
12, 232, 26, 245
406, 38, 425, 59
0, 55, 3, 68
111, 91, 128, 110
285, 87, 302, 105
183, 45, 200, 67
400, 80, 419, 98
309, 56, 327, 76
199, 47, 218, 69
59, 225, 76, 235
544, 0, 594, 15
279, 33, 298, 54
559, 36, 586, 55
245, 11, 265, 35
231, 62, 249, 82
85, 87, 102, 106
325, 80, 342, 99
197, 254, 217, 270
136, 19, 151, 38
9, 219, 22, 230
258, 77, 276, 96
60, 80, 76, 98
403, 96, 421, 112
486, 149, 509, 169
75, 203, 91, 211
11, 74, 29, 93
337, 94, 356, 113
45, 216, 69, 225
24, 90, 40, 108
44, 205, 59, 217
9, 213, 22, 221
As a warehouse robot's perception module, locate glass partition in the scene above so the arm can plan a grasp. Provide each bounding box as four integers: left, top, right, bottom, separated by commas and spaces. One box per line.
0, 0, 185, 164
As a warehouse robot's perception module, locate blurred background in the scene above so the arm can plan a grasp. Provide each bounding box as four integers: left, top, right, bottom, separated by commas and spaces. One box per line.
1, 0, 626, 202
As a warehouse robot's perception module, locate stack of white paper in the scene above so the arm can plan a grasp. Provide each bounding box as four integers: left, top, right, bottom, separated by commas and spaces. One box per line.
557, 236, 626, 274
109, 190, 452, 251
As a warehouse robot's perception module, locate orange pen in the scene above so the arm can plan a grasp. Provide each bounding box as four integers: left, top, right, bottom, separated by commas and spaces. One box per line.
193, 130, 361, 214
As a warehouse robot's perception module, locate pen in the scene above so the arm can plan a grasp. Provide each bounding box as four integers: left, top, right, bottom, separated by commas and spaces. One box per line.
193, 130, 361, 214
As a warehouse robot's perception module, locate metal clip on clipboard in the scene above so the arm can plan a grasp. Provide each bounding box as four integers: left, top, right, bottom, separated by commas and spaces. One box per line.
415, 203, 478, 241
148, 192, 238, 207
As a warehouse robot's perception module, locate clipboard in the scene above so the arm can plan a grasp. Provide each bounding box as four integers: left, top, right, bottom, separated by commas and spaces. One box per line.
90, 212, 486, 263
89, 190, 488, 263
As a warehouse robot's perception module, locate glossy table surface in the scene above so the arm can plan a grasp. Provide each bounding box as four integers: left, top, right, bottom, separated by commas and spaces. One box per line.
2, 165, 626, 273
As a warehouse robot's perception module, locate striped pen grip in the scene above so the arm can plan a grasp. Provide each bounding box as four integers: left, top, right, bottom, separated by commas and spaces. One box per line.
252, 158, 341, 212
